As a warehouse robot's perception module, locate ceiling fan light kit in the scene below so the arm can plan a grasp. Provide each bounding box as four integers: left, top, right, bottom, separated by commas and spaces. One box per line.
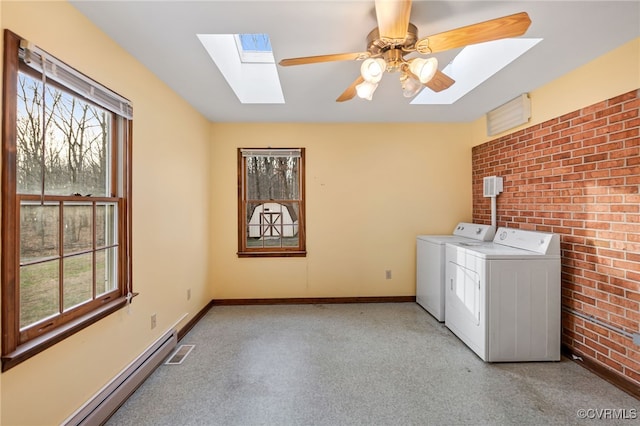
355, 80, 379, 100
408, 57, 438, 84
278, 1, 532, 103
360, 58, 386, 83
400, 73, 422, 98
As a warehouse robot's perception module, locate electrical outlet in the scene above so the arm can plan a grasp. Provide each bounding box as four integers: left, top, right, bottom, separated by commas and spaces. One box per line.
151, 313, 157, 329
187, 288, 191, 301
385, 270, 392, 280
633, 333, 640, 346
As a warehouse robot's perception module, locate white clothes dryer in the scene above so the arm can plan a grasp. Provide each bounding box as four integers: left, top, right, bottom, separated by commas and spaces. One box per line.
416, 223, 495, 321
445, 227, 561, 362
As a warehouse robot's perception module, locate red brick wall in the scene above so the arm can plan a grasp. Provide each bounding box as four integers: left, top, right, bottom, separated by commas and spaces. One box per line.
472, 89, 640, 388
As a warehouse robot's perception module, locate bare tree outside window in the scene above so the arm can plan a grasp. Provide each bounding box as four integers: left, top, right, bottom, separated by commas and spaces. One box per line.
17, 73, 109, 197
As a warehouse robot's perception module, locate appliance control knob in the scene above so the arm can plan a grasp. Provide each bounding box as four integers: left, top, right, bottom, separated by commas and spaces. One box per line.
499, 231, 508, 240
476, 228, 482, 234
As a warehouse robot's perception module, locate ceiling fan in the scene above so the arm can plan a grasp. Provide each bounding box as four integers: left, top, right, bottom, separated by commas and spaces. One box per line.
278, 0, 531, 102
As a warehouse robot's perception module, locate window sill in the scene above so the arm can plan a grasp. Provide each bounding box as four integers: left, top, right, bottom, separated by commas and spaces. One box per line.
1, 294, 137, 372
237, 251, 307, 258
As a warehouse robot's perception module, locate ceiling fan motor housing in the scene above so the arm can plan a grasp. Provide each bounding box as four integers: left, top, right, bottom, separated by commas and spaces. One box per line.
366, 23, 419, 73
366, 22, 419, 56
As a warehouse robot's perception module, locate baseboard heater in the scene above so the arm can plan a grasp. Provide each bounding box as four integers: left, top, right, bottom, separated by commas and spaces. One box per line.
63, 329, 178, 426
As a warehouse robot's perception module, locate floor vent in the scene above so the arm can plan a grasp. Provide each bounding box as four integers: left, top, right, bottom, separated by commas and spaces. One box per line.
165, 344, 195, 365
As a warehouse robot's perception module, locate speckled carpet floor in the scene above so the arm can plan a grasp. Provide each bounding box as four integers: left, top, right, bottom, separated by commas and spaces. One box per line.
106, 303, 639, 426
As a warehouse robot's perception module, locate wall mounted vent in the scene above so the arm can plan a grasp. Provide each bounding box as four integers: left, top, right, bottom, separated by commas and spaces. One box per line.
483, 176, 504, 197
486, 93, 531, 136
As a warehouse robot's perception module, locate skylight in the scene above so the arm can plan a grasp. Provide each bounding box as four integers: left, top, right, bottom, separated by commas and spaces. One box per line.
235, 34, 274, 64
412, 38, 542, 105
197, 33, 284, 104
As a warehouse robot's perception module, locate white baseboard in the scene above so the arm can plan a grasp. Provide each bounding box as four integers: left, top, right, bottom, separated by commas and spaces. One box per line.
63, 329, 178, 426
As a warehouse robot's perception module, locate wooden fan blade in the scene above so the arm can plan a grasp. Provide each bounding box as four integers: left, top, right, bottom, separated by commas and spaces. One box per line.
279, 52, 370, 66
415, 12, 531, 54
336, 76, 365, 102
375, 0, 412, 40
424, 70, 455, 92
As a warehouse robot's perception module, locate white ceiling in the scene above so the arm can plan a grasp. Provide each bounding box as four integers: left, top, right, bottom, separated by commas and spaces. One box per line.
70, 1, 640, 123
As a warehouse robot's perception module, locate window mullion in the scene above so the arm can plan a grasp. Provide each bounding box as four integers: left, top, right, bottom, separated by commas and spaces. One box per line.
40, 73, 47, 202
58, 202, 64, 315
110, 116, 117, 197
92, 201, 97, 300
278, 203, 284, 248
124, 119, 133, 297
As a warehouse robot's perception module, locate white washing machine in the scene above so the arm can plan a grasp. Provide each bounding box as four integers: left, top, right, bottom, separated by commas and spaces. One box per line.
445, 227, 561, 362
416, 223, 495, 321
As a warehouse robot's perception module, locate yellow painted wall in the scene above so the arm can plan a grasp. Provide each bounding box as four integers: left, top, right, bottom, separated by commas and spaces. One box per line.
0, 2, 211, 425
209, 123, 473, 299
471, 37, 640, 145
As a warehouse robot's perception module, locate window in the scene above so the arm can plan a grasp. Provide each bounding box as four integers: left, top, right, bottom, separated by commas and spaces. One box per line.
1, 30, 133, 371
238, 148, 305, 257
